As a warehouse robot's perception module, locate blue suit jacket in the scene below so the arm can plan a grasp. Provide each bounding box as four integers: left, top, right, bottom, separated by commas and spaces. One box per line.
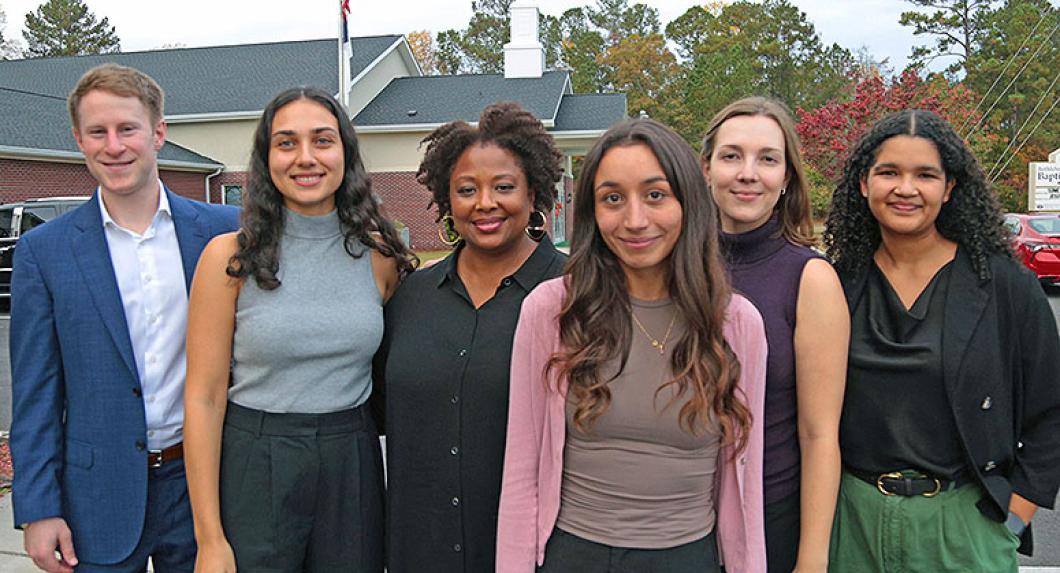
9, 188, 239, 564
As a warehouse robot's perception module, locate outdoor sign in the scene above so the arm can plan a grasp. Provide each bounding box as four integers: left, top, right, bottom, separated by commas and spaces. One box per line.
1029, 162, 1060, 212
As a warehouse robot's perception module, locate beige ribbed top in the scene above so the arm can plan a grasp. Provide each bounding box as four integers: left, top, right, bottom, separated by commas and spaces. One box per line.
556, 297, 722, 548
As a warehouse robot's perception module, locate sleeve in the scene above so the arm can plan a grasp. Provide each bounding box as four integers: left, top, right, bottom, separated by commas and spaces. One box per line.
9, 236, 66, 527
496, 292, 550, 573
731, 296, 768, 569
1009, 271, 1060, 509
369, 301, 395, 434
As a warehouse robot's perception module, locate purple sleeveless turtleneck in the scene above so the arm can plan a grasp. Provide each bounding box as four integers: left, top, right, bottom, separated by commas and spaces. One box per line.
720, 215, 822, 505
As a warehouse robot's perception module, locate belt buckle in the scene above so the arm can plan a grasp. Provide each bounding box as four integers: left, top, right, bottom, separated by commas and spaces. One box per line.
148, 449, 163, 469
921, 478, 942, 497
876, 471, 903, 496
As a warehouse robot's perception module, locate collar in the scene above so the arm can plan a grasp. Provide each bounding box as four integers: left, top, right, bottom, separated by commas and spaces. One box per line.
435, 236, 562, 292
719, 214, 786, 265
98, 180, 171, 231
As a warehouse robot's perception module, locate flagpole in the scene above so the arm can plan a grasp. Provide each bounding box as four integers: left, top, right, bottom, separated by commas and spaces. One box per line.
338, 0, 351, 112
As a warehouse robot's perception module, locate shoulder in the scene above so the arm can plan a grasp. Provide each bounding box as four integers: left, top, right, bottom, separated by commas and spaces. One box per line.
524, 276, 567, 313
798, 258, 843, 298
172, 194, 240, 229
724, 293, 766, 343
386, 254, 450, 310
201, 231, 240, 264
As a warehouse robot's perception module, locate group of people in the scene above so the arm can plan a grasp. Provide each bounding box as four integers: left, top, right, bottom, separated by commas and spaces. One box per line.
8, 61, 1059, 573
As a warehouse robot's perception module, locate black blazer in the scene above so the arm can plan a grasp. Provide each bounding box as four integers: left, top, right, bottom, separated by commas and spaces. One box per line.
841, 247, 1060, 555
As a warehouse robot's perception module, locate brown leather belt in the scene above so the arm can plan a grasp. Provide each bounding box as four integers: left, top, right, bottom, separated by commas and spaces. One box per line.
148, 442, 183, 469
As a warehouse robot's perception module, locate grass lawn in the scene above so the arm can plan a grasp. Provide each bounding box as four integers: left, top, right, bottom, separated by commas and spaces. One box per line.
416, 250, 453, 263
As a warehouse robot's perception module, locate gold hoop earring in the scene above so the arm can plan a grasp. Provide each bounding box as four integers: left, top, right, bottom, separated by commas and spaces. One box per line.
438, 214, 462, 247
526, 210, 547, 241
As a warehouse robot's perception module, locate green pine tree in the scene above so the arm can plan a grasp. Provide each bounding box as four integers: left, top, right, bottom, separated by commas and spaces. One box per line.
22, 0, 119, 58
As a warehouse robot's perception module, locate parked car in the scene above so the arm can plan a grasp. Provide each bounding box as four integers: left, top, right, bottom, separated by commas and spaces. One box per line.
1, 197, 89, 308
1004, 212, 1060, 286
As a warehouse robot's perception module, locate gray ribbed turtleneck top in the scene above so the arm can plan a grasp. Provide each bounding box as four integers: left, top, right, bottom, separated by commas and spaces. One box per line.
228, 208, 382, 413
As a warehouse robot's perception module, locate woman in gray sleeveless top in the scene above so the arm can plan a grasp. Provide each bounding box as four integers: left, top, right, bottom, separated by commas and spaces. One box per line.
184, 87, 416, 573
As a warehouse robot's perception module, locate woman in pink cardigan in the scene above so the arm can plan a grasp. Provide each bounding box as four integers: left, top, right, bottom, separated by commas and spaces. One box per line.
496, 119, 768, 573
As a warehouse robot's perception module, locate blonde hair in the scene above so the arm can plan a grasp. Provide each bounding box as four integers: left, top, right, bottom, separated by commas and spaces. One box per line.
68, 63, 165, 127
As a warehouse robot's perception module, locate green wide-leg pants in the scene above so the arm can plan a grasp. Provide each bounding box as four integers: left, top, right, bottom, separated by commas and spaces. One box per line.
829, 471, 1019, 573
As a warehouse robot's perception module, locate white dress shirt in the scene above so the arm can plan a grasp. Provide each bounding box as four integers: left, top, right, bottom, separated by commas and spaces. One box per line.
98, 184, 188, 450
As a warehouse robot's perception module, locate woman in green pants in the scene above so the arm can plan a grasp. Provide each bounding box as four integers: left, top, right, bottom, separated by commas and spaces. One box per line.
823, 109, 1060, 572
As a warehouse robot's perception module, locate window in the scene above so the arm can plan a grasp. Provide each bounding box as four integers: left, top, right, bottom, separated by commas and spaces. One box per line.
0, 208, 13, 238
1003, 217, 1021, 235
20, 206, 57, 234
223, 185, 243, 207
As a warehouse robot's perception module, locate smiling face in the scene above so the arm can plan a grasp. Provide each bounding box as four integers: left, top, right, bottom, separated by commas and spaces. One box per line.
704, 114, 788, 234
73, 89, 165, 201
861, 135, 955, 240
594, 144, 683, 295
267, 98, 345, 216
448, 142, 536, 257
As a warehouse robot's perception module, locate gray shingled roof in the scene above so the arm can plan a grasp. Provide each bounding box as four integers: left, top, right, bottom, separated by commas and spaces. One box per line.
354, 71, 571, 126
0, 87, 220, 167
553, 93, 627, 131
0, 36, 401, 116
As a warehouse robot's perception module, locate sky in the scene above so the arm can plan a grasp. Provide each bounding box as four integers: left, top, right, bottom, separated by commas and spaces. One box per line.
0, 0, 1046, 71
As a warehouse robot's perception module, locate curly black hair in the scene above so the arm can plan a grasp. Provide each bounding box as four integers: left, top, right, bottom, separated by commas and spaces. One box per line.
228, 86, 416, 289
416, 102, 564, 221
823, 109, 1011, 281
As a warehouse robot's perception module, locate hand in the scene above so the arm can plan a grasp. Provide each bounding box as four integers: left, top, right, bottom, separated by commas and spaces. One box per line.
194, 538, 237, 573
23, 517, 77, 573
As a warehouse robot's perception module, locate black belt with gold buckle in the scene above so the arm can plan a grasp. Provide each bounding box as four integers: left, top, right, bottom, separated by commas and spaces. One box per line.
848, 467, 960, 497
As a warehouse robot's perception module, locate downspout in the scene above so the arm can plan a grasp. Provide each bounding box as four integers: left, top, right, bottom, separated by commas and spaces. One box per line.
205, 166, 223, 203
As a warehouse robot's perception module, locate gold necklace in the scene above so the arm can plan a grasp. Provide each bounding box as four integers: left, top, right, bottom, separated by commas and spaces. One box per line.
631, 310, 676, 355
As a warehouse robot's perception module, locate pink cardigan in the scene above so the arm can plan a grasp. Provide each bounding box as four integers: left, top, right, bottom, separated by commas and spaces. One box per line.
496, 277, 768, 573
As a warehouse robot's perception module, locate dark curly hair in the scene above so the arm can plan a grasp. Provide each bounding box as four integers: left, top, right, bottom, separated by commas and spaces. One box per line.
549, 119, 751, 452
824, 109, 1011, 281
416, 102, 563, 221
228, 86, 416, 289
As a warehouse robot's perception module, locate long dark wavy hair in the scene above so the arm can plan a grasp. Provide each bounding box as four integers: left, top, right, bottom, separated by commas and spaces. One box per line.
228, 86, 416, 288
549, 119, 751, 451
701, 96, 815, 246
416, 102, 563, 221
823, 109, 1010, 281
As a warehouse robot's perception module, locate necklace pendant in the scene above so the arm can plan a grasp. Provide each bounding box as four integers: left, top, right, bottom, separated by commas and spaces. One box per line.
658, 344, 665, 355
651, 340, 660, 348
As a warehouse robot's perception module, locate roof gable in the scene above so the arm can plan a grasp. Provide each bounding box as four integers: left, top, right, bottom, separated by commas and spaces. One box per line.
354, 70, 571, 127
0, 87, 220, 167
0, 36, 401, 116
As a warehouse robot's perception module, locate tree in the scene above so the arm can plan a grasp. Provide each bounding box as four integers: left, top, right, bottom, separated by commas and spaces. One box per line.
0, 3, 22, 59
599, 33, 681, 123
795, 70, 996, 212
899, 0, 996, 74
407, 30, 438, 75
23, 0, 119, 58
665, 0, 855, 140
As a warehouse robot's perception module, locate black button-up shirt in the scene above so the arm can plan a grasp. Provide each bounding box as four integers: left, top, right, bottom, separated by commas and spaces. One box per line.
378, 239, 565, 572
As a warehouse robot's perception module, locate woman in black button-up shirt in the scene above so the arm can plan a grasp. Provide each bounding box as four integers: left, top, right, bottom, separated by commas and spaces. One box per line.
374, 102, 567, 572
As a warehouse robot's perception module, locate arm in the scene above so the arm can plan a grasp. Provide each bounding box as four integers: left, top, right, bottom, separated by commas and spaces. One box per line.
1008, 270, 1060, 522
792, 260, 849, 573
183, 233, 240, 573
496, 292, 550, 573
10, 237, 78, 573
370, 250, 400, 304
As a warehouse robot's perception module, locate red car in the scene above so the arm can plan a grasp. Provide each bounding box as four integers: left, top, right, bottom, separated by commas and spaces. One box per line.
1004, 213, 1060, 286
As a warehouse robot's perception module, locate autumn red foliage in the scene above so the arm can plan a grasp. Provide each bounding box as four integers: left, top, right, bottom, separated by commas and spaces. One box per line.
795, 69, 983, 183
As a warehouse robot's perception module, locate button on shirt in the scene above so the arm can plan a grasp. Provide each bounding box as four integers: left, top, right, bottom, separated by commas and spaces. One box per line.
98, 186, 187, 450
380, 239, 565, 573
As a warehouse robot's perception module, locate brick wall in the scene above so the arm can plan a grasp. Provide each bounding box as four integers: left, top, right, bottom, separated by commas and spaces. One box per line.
371, 171, 441, 250
0, 158, 209, 203
208, 171, 249, 205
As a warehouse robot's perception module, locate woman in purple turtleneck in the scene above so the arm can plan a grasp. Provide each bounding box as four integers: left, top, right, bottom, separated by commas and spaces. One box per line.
701, 97, 849, 573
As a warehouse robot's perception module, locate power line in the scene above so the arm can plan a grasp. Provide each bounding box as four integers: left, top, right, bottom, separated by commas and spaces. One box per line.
987, 85, 1055, 183
962, 20, 1058, 141
957, 9, 1051, 135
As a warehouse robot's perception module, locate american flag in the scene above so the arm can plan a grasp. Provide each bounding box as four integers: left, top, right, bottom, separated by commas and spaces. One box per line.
341, 0, 351, 44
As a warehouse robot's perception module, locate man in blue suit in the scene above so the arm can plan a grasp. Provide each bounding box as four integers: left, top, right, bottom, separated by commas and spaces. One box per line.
9, 64, 239, 573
